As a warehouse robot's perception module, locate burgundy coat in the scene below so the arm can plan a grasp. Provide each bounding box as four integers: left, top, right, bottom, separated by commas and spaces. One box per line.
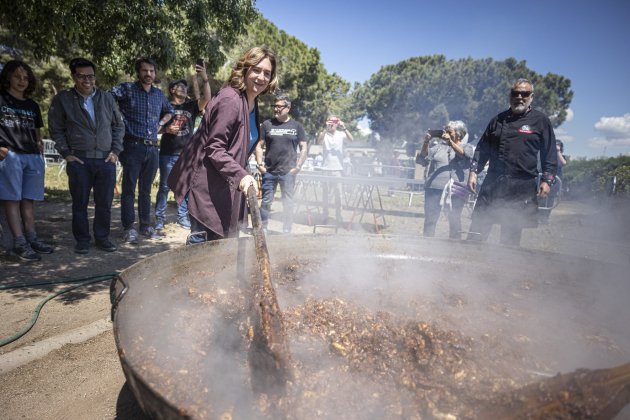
168, 87, 255, 238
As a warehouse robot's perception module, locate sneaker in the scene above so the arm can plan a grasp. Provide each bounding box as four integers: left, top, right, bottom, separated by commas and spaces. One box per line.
28, 238, 54, 254
123, 228, 139, 244
186, 231, 207, 245
95, 238, 117, 252
140, 226, 161, 240
177, 217, 191, 230
11, 243, 41, 262
154, 222, 167, 236
74, 242, 90, 254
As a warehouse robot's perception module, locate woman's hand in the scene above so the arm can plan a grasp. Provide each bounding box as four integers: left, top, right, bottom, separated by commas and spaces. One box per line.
467, 172, 477, 194
0, 146, 8, 161
239, 174, 258, 194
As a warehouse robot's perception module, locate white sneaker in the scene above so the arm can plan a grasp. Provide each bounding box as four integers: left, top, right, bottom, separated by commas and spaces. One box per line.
123, 228, 139, 244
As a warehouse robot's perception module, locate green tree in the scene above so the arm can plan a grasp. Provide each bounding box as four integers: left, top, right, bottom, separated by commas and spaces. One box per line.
353, 55, 573, 145
1, 0, 258, 85
563, 155, 630, 198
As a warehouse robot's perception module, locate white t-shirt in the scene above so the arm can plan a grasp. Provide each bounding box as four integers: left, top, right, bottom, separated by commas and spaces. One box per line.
322, 130, 346, 171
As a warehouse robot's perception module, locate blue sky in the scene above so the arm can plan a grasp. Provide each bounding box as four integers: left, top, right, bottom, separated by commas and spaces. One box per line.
257, 0, 630, 158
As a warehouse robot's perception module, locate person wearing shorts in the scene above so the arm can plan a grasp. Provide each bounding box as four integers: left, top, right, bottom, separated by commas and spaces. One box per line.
0, 60, 53, 261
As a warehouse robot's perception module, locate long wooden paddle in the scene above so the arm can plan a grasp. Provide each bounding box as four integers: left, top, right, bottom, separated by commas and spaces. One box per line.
245, 185, 292, 393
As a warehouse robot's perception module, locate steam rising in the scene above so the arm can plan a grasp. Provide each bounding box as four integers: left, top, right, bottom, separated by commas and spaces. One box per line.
114, 229, 630, 418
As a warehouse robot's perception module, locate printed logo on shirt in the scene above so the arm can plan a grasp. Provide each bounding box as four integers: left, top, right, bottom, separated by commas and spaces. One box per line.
518, 125, 535, 134
169, 109, 193, 137
0, 105, 38, 129
269, 128, 297, 136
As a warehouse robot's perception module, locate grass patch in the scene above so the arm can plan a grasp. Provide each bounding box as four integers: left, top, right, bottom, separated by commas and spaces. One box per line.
44, 163, 71, 202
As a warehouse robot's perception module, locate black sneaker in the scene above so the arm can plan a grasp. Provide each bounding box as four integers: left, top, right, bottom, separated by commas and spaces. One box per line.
74, 242, 90, 254
139, 226, 161, 240
11, 243, 42, 262
95, 238, 117, 252
28, 238, 54, 254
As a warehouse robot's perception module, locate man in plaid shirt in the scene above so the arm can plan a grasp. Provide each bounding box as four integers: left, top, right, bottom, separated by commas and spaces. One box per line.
111, 57, 174, 243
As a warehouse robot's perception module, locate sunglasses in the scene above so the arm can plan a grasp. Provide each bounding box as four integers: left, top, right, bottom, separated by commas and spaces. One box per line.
273, 104, 287, 110
511, 90, 532, 98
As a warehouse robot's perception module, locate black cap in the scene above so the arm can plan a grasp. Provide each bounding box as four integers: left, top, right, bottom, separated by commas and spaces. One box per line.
168, 79, 187, 89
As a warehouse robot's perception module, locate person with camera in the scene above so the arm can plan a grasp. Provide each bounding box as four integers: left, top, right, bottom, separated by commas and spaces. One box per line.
317, 115, 353, 226
417, 121, 474, 239
154, 60, 211, 234
466, 78, 558, 246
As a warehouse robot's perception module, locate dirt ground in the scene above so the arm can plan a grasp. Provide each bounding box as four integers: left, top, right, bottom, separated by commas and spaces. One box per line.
1, 191, 629, 419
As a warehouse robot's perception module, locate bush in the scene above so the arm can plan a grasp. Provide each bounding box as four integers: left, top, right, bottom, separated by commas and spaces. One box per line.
563, 155, 630, 199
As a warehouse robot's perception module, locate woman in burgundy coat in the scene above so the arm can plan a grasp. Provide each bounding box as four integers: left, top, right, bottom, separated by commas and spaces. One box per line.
168, 47, 278, 241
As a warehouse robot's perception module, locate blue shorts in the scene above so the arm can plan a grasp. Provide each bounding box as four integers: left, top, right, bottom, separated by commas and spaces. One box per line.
0, 150, 45, 201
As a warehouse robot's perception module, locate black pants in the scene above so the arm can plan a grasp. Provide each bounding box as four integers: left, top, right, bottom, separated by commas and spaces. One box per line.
467, 175, 538, 246
66, 158, 116, 244
119, 141, 159, 230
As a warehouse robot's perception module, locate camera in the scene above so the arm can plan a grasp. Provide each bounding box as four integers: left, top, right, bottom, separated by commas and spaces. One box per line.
196, 58, 205, 67
427, 129, 444, 138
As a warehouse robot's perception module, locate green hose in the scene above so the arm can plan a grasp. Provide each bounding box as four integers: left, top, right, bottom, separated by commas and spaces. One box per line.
0, 273, 118, 347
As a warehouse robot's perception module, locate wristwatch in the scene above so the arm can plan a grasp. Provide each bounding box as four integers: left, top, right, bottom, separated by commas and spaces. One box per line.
541, 173, 556, 185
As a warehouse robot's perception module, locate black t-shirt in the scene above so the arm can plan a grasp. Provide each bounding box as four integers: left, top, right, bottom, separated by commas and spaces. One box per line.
159, 100, 200, 155
473, 108, 557, 179
0, 90, 43, 154
260, 118, 307, 174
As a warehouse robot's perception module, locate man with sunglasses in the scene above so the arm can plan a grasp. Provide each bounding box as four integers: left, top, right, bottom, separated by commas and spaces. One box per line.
254, 95, 307, 233
466, 78, 557, 246
49, 58, 124, 254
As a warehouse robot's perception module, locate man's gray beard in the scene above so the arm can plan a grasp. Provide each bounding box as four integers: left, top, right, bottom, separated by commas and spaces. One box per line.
511, 103, 528, 114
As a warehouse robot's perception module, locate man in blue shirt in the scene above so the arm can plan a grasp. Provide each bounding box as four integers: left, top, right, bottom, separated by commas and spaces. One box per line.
111, 57, 174, 243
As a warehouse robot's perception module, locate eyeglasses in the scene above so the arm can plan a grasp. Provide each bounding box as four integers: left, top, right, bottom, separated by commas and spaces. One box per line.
273, 104, 287, 110
75, 74, 96, 81
511, 90, 532, 98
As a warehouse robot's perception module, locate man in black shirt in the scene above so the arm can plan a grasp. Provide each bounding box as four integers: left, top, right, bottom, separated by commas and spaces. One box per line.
154, 62, 211, 232
467, 78, 557, 246
255, 95, 308, 233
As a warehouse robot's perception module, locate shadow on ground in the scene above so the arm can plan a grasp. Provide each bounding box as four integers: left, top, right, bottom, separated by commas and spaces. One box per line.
115, 382, 150, 420
1, 200, 188, 304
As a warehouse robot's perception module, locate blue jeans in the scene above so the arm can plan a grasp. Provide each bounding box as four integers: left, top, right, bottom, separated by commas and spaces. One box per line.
260, 171, 295, 232
155, 154, 188, 224
119, 141, 158, 230
66, 158, 116, 243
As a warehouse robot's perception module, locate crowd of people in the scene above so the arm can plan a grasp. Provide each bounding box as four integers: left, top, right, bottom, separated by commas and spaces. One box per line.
0, 49, 564, 263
